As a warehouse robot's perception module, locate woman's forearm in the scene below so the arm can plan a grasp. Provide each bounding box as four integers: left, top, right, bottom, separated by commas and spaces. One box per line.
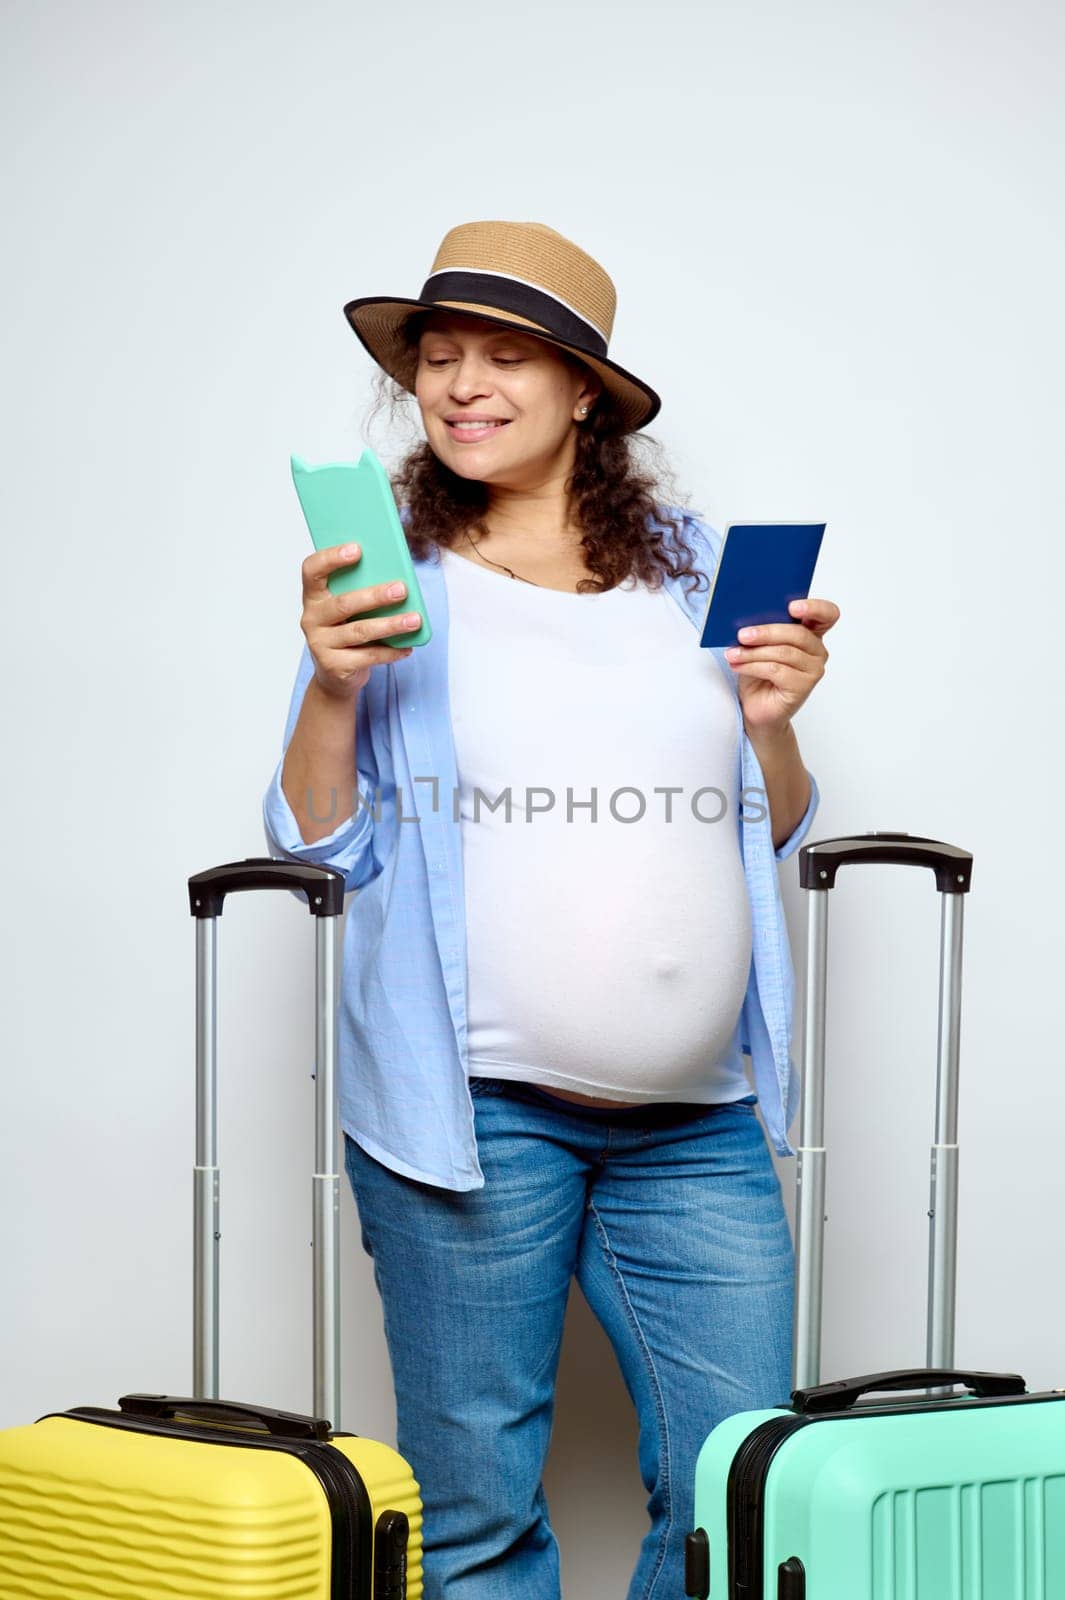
746, 722, 812, 852
281, 678, 362, 845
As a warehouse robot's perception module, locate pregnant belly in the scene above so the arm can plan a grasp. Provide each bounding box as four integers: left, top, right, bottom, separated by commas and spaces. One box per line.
463, 824, 754, 1099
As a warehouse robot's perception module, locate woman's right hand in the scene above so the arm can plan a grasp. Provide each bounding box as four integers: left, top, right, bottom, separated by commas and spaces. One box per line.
301, 542, 422, 701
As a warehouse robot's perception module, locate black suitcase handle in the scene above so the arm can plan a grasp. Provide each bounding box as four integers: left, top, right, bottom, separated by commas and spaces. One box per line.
791, 1367, 1027, 1415
188, 858, 346, 917
118, 1393, 333, 1441
799, 832, 972, 893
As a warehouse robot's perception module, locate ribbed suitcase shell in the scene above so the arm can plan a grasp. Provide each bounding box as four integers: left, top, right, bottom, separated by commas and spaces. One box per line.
694, 1392, 1065, 1598
0, 1411, 423, 1598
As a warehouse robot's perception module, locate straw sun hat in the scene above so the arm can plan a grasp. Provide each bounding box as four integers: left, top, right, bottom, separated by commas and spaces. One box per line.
342, 220, 662, 434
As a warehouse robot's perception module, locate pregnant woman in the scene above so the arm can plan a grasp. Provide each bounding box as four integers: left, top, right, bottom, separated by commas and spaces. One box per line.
263, 219, 840, 1599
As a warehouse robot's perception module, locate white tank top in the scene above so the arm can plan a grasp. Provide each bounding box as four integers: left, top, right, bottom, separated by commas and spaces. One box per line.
441, 545, 753, 1104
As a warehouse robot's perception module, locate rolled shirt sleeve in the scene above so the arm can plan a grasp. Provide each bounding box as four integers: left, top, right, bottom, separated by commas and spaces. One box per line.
262, 755, 376, 877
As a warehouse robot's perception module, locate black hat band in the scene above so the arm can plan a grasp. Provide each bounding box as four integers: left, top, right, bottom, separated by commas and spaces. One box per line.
418, 270, 610, 360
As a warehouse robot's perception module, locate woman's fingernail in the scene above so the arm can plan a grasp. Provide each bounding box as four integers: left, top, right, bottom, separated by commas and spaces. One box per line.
724, 646, 741, 659
340, 543, 360, 558
738, 627, 757, 641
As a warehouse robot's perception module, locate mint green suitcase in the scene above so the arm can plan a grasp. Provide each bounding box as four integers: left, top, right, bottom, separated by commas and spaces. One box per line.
684, 834, 1065, 1599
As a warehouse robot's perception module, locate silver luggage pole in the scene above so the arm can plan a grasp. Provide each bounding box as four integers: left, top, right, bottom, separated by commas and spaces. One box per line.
188, 859, 346, 1429
791, 833, 973, 1397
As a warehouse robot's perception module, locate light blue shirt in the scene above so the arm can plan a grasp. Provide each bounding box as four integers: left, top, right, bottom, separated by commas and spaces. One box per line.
262, 509, 820, 1189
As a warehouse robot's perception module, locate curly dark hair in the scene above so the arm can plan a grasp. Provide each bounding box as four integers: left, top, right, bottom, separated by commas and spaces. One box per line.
360, 310, 710, 604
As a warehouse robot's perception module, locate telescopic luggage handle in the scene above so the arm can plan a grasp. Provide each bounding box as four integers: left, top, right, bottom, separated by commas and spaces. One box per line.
188, 858, 346, 918
792, 832, 974, 1396
187, 857, 347, 1430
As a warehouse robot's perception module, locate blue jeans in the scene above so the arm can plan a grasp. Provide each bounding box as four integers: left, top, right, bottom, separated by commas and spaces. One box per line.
343, 1077, 794, 1600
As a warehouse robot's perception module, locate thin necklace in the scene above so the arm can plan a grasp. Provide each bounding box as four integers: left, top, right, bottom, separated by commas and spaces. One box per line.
462, 526, 543, 586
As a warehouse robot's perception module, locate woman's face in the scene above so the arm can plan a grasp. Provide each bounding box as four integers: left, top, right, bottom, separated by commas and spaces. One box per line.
414, 312, 601, 487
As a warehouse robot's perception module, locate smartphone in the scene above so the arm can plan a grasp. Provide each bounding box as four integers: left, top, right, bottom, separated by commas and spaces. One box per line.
290, 447, 432, 648
700, 522, 826, 649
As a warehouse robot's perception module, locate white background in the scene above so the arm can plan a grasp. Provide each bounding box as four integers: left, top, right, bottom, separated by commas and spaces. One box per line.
2, 2, 1063, 1593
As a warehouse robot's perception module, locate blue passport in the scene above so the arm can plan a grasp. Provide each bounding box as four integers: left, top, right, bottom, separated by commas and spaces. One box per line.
699, 521, 826, 649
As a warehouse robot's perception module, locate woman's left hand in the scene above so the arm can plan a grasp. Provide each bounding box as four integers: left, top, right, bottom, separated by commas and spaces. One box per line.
723, 598, 840, 738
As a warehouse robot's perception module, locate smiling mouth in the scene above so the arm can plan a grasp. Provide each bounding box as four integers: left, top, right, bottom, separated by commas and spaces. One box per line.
446, 419, 512, 431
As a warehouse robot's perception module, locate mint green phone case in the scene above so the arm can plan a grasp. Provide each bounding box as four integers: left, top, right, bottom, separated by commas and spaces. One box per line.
290, 448, 432, 649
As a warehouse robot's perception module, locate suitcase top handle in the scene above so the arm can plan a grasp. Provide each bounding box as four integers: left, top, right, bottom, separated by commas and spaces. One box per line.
118, 1393, 334, 1441
799, 833, 973, 894
791, 1367, 1027, 1415
188, 858, 346, 918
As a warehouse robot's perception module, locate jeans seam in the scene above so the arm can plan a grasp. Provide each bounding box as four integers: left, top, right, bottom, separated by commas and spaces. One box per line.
587, 1196, 672, 1600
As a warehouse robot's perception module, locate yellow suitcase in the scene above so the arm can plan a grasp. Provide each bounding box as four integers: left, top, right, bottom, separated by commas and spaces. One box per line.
0, 860, 422, 1598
